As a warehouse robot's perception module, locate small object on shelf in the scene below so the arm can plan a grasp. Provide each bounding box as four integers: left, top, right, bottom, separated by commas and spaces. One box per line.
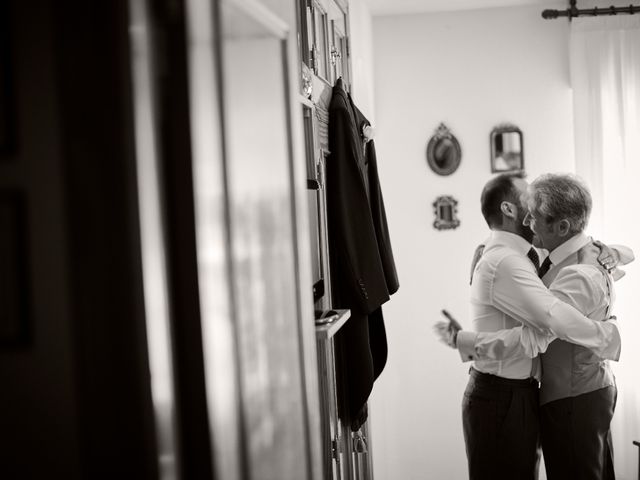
315, 309, 338, 325
301, 63, 313, 98
315, 309, 351, 339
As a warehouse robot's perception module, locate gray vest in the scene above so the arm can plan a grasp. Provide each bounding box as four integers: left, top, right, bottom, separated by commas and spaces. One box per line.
539, 251, 616, 405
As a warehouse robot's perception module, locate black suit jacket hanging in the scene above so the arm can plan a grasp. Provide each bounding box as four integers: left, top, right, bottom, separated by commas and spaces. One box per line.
327, 78, 399, 429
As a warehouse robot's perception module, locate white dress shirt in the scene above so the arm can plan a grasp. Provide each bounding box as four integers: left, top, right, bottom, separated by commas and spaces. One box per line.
457, 231, 621, 379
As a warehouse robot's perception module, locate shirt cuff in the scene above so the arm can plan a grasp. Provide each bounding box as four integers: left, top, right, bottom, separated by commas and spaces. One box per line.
603, 318, 622, 361
456, 331, 478, 362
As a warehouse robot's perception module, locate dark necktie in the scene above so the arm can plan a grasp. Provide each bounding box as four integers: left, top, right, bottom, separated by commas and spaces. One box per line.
538, 256, 552, 278
527, 247, 540, 271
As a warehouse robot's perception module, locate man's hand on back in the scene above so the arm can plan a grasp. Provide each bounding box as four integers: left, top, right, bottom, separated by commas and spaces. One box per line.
578, 240, 625, 279
593, 240, 620, 271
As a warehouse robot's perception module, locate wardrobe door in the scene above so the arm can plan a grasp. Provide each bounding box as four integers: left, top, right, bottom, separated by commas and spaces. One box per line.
222, 3, 308, 478
187, 0, 316, 478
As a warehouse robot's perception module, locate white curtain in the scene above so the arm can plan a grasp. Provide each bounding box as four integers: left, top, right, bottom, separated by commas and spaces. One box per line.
570, 15, 640, 480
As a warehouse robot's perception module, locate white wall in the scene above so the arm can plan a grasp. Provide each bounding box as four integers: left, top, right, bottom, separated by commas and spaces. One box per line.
349, 0, 376, 118
368, 6, 575, 479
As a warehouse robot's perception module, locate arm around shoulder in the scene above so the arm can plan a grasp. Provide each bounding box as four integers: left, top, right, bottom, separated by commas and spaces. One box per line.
612, 244, 635, 265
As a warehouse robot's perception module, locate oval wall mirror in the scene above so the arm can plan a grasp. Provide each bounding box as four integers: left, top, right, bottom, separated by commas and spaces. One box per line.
426, 123, 462, 176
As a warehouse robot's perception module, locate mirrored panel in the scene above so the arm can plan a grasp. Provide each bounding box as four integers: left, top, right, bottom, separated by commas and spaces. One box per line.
220, 2, 308, 478
490, 124, 524, 173
312, 1, 330, 80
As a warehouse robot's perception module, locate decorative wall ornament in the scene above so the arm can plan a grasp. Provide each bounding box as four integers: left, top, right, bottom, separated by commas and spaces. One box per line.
426, 123, 462, 176
490, 124, 524, 173
433, 195, 460, 230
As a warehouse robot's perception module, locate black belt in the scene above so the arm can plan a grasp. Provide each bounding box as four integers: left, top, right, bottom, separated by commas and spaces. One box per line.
470, 367, 538, 387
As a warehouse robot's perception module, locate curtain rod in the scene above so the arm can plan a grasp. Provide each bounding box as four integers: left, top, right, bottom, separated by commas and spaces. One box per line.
542, 3, 640, 19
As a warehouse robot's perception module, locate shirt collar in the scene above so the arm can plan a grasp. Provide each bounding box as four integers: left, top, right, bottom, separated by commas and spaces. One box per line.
485, 230, 532, 256
548, 231, 591, 265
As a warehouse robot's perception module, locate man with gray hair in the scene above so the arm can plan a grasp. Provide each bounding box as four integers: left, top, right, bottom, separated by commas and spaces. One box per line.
448, 174, 627, 479
523, 173, 617, 479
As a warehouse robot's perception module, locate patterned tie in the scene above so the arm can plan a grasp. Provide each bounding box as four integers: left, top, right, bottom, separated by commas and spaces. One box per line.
538, 256, 552, 278
527, 247, 540, 272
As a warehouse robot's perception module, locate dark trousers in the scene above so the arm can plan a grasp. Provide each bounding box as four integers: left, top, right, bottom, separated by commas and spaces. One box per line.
462, 368, 541, 480
541, 385, 617, 480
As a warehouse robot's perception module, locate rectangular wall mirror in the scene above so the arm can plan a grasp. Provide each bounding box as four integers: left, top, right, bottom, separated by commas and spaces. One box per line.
490, 124, 524, 173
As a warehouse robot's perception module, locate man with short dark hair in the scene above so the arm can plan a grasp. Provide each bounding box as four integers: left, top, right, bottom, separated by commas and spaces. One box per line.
436, 173, 630, 480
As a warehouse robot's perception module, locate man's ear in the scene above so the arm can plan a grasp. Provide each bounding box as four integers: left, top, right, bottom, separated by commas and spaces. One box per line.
500, 201, 516, 219
557, 219, 571, 237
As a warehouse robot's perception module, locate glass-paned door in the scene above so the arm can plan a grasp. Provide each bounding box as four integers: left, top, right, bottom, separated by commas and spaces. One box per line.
217, 1, 309, 479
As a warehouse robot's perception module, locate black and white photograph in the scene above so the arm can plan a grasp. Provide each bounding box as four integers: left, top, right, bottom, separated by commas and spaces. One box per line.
2, 1, 639, 479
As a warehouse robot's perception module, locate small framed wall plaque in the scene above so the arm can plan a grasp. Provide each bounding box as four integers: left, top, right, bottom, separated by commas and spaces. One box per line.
433, 195, 460, 230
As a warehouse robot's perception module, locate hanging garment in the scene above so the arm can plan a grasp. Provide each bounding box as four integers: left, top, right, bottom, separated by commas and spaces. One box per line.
327, 77, 399, 430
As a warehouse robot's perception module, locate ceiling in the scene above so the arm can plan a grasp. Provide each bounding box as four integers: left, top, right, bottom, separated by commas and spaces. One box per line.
365, 0, 565, 16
